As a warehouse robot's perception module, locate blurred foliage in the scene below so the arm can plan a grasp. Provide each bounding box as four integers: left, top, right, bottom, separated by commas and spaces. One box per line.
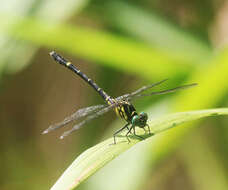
0, 0, 228, 190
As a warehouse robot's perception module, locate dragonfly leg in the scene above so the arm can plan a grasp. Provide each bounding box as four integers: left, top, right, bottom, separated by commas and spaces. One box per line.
126, 126, 133, 134
113, 123, 130, 144
142, 127, 147, 134
142, 124, 151, 134
146, 124, 151, 134
125, 125, 144, 143
133, 126, 145, 140
125, 125, 134, 143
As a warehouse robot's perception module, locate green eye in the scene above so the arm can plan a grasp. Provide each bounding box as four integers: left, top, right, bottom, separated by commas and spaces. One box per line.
139, 112, 148, 121
132, 112, 148, 127
132, 115, 140, 125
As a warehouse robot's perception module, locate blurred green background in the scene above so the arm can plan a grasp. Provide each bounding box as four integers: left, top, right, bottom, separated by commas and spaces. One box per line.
1, 0, 228, 189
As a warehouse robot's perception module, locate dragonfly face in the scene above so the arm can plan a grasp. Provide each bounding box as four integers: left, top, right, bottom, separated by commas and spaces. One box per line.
131, 112, 148, 128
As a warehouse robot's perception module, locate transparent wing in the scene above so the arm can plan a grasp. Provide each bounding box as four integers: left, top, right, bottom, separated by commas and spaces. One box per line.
42, 104, 107, 134
60, 104, 116, 139
133, 83, 197, 99
116, 79, 197, 101
116, 79, 168, 101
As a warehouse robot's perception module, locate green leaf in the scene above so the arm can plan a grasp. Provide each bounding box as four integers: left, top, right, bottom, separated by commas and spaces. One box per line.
50, 108, 228, 190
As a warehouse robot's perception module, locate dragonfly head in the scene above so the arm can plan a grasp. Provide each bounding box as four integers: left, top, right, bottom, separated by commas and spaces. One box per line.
132, 112, 148, 127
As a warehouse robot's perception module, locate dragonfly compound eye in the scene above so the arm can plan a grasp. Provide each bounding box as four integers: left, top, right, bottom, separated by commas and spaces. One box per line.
132, 115, 140, 125
132, 113, 148, 127
139, 112, 148, 122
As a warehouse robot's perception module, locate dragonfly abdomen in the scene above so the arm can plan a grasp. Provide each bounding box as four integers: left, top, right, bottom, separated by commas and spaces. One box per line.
50, 51, 112, 104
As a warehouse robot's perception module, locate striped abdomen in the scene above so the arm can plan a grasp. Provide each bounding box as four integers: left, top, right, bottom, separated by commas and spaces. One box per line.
50, 51, 113, 104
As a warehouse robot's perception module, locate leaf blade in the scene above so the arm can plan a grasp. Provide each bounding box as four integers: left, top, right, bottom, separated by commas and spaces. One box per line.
50, 108, 228, 190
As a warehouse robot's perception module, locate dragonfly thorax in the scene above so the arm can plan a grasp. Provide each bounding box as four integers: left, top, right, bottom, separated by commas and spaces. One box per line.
114, 100, 138, 123
114, 101, 148, 127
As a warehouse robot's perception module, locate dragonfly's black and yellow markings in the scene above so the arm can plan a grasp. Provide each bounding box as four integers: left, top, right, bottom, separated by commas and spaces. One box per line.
114, 100, 136, 122
45, 51, 197, 144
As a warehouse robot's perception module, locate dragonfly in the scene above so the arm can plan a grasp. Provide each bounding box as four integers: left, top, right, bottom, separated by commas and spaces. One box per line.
42, 51, 197, 144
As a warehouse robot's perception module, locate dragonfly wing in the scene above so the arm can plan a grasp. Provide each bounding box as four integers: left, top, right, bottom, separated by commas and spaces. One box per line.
133, 83, 198, 99
42, 104, 106, 134
116, 79, 168, 101
60, 104, 115, 139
